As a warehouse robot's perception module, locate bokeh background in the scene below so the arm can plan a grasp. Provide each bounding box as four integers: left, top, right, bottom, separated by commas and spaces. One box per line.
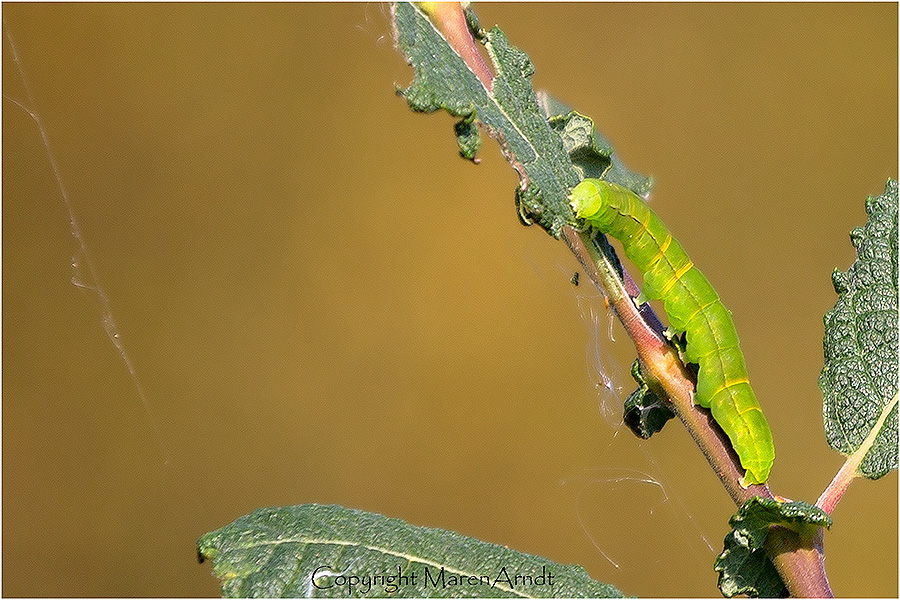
3, 3, 896, 597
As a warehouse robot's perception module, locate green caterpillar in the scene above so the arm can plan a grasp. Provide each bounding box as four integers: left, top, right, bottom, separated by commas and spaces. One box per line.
569, 179, 774, 485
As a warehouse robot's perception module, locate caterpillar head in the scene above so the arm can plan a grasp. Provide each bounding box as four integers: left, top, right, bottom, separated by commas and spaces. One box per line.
568, 179, 607, 221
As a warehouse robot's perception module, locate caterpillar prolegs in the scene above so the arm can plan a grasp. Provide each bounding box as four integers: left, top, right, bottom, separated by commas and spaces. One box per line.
569, 178, 774, 485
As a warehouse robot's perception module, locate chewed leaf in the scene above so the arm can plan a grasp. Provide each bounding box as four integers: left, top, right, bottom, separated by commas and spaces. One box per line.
624, 359, 676, 439
727, 497, 832, 551
715, 532, 788, 598
198, 504, 624, 598
820, 179, 898, 479
393, 3, 579, 237
542, 101, 651, 196
714, 497, 832, 598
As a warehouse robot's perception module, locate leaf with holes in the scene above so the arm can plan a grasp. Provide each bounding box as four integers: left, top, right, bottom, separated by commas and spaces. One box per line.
393, 2, 579, 236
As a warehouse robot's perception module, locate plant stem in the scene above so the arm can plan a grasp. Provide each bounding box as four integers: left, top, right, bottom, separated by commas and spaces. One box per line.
817, 391, 897, 515
817, 457, 858, 517
411, 2, 494, 89
563, 228, 765, 503
564, 227, 834, 597
409, 4, 834, 597
766, 527, 833, 597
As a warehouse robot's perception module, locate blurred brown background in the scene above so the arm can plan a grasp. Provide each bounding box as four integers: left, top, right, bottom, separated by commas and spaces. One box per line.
3, 3, 896, 597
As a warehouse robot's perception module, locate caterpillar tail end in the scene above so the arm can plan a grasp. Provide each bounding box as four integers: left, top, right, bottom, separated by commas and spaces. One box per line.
738, 463, 772, 488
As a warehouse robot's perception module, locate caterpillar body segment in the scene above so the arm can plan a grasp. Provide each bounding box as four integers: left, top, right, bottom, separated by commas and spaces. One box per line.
569, 178, 774, 485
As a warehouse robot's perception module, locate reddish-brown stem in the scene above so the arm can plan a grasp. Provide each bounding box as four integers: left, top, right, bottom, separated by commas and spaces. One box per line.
817, 391, 897, 516
564, 227, 833, 597
417, 3, 494, 90
399, 5, 834, 596
766, 527, 832, 598
562, 227, 769, 504
817, 456, 858, 516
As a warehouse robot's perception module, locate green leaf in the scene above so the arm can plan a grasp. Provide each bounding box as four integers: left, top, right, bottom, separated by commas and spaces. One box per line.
198, 504, 624, 598
714, 497, 832, 598
715, 532, 788, 599
392, 3, 580, 237
453, 114, 482, 160
819, 179, 899, 479
729, 497, 832, 550
623, 359, 676, 439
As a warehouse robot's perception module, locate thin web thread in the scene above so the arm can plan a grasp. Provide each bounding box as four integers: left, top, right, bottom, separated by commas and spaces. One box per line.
560, 265, 717, 562
4, 18, 171, 465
